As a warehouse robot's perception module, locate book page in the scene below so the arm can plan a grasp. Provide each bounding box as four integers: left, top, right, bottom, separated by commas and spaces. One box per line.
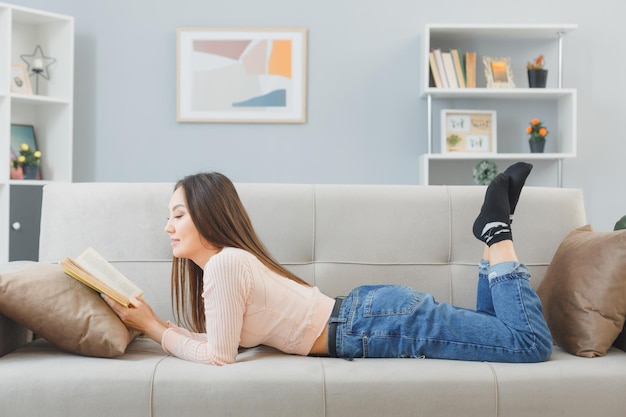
75, 247, 142, 298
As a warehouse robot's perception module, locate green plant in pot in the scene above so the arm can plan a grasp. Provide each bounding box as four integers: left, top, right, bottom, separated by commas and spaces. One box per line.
527, 55, 548, 88
527, 118, 548, 153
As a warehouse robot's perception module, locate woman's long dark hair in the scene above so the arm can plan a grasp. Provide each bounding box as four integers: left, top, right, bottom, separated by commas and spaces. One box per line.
171, 172, 309, 332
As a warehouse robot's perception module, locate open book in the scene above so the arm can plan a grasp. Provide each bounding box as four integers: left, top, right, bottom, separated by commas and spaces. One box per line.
60, 247, 143, 307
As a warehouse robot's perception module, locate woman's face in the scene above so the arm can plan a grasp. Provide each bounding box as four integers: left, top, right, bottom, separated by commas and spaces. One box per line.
165, 187, 216, 267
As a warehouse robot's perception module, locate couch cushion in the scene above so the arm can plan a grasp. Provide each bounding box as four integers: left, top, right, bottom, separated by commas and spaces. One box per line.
0, 338, 164, 417
0, 263, 136, 357
490, 346, 626, 416
537, 225, 626, 357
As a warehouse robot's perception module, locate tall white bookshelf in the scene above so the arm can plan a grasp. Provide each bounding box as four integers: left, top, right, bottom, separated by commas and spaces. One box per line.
420, 24, 577, 186
0, 2, 74, 262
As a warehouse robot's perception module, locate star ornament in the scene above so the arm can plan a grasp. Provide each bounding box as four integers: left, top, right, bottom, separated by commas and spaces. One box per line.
20, 45, 56, 80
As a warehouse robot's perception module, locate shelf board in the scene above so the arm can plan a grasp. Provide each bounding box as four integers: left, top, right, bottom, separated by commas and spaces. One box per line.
8, 179, 54, 186
421, 88, 575, 99
10, 4, 73, 24
10, 93, 70, 105
427, 24, 578, 40
422, 153, 576, 160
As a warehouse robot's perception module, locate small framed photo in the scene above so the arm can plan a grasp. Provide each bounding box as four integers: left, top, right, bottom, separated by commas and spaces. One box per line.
483, 56, 515, 89
177, 28, 307, 123
10, 63, 32, 94
441, 109, 497, 154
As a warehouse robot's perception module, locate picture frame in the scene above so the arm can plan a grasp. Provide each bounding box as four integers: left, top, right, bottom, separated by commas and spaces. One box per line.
10, 124, 40, 180
441, 109, 497, 154
10, 63, 32, 94
176, 28, 307, 123
483, 56, 515, 89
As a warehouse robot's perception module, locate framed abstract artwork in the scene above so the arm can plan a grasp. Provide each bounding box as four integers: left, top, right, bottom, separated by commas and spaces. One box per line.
441, 109, 497, 154
176, 28, 307, 123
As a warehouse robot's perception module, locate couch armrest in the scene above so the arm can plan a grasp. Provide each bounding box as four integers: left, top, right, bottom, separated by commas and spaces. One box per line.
0, 313, 32, 357
0, 261, 36, 357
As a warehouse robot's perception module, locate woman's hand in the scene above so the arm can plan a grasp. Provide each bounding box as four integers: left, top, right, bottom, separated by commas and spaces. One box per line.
102, 295, 167, 343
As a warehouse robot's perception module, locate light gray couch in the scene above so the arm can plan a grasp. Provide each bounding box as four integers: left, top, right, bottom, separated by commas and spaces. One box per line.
2, 182, 626, 417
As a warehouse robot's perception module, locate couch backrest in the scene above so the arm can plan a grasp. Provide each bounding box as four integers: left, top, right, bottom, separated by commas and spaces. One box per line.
39, 183, 586, 323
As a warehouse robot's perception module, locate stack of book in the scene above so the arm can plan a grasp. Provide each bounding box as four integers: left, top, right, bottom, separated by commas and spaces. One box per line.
429, 48, 477, 89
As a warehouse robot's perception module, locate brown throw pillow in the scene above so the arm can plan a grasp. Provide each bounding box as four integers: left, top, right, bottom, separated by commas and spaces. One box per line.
0, 263, 137, 357
537, 225, 626, 357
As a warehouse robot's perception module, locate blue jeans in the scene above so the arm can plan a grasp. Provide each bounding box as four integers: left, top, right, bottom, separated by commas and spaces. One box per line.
331, 261, 553, 363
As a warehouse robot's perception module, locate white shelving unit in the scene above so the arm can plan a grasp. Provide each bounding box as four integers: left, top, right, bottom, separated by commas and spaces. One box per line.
420, 24, 577, 186
0, 2, 74, 262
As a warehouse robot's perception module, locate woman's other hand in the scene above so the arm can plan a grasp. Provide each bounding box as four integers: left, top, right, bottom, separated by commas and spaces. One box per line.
102, 295, 167, 343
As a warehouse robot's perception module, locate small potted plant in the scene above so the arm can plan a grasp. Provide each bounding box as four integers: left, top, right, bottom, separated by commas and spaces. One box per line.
527, 55, 548, 88
14, 143, 42, 179
527, 118, 548, 153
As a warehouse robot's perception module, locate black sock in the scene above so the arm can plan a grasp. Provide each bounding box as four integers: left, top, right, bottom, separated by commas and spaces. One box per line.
473, 173, 512, 246
503, 162, 533, 221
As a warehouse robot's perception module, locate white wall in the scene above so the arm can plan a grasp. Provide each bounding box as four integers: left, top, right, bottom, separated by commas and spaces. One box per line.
8, 0, 626, 232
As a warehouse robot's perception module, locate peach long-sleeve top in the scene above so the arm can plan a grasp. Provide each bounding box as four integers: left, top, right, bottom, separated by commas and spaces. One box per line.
161, 247, 335, 365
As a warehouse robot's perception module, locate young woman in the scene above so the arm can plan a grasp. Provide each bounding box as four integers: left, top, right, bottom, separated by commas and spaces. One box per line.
104, 163, 553, 365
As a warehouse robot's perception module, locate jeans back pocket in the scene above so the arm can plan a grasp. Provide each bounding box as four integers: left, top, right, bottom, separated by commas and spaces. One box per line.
363, 285, 420, 317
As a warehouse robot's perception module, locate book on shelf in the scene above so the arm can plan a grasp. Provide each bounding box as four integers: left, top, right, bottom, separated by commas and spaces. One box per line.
60, 247, 143, 307
441, 52, 459, 88
433, 49, 449, 88
450, 49, 466, 88
465, 51, 477, 88
428, 51, 443, 88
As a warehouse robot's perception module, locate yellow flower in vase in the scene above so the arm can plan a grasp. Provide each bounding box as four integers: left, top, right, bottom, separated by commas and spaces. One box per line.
15, 143, 42, 179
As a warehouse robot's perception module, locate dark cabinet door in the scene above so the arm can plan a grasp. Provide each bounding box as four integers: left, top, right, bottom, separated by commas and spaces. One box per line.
9, 185, 43, 261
